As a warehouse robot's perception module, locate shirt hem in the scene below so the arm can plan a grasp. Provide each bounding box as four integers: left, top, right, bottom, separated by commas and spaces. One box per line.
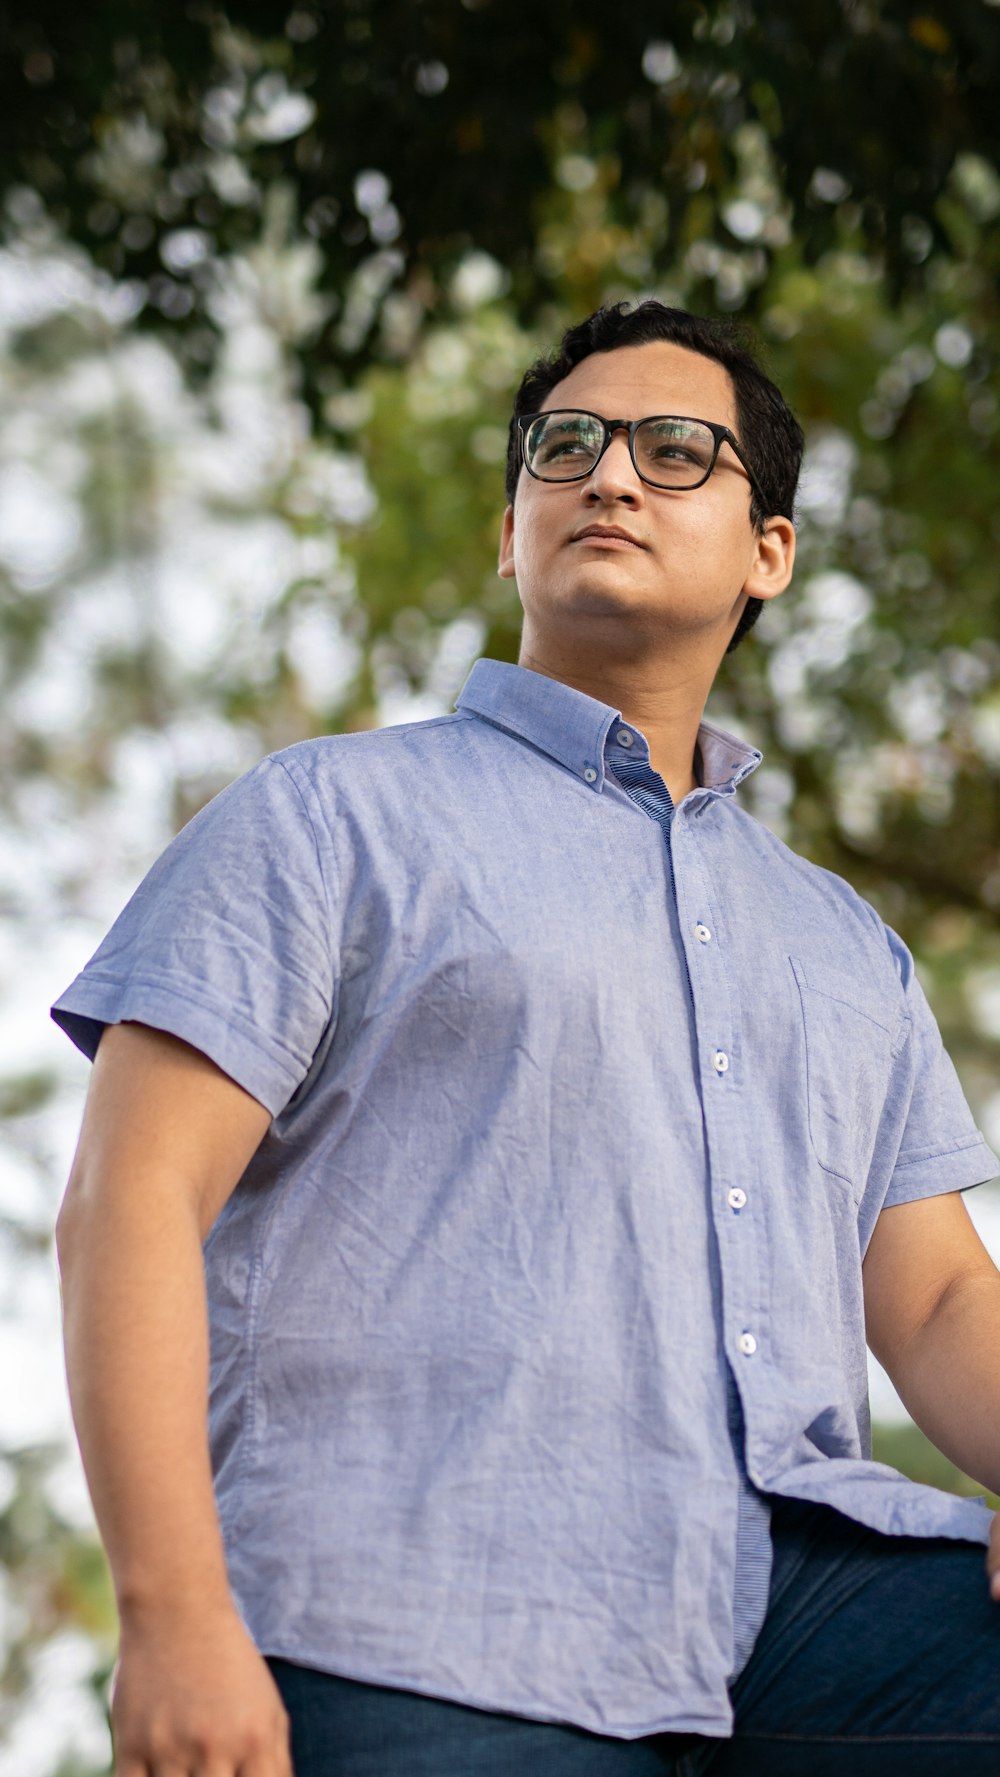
256, 1642, 733, 1741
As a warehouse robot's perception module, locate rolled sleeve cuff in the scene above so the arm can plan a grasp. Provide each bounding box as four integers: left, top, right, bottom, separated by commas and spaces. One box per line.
883, 1132, 1000, 1208
51, 974, 303, 1118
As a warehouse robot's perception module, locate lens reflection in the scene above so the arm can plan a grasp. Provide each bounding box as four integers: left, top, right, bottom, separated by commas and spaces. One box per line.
523, 412, 718, 487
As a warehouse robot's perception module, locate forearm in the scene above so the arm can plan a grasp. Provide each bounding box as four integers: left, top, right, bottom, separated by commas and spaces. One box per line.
57, 1173, 233, 1621
888, 1269, 1000, 1495
54, 1026, 288, 1773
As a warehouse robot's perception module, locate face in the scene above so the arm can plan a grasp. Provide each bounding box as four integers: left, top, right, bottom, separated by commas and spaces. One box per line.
498, 340, 794, 654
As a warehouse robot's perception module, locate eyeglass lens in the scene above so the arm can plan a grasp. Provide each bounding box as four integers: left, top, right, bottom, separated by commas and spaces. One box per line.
524, 411, 718, 487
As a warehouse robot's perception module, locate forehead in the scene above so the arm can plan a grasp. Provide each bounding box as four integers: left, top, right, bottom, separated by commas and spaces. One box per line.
542, 340, 738, 429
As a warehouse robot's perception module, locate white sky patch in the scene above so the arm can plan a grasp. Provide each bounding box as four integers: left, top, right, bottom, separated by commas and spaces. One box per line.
556, 154, 598, 193
8, 640, 95, 738
723, 199, 765, 241
288, 451, 377, 527
801, 569, 872, 627
967, 969, 1000, 1040
425, 614, 487, 710
151, 514, 298, 673
286, 604, 361, 713
354, 169, 392, 216
642, 40, 681, 84
114, 335, 193, 434
0, 247, 95, 343
0, 1289, 71, 1450
422, 328, 472, 383
797, 430, 857, 529
0, 463, 83, 587
934, 322, 974, 368
451, 251, 508, 311
160, 226, 210, 272
809, 167, 851, 204
245, 76, 316, 145
768, 570, 873, 711
0, 924, 99, 1081
888, 669, 948, 745
162, 710, 263, 786
0, 1629, 112, 1777
414, 60, 449, 96
969, 697, 1000, 766
0, 1147, 47, 1231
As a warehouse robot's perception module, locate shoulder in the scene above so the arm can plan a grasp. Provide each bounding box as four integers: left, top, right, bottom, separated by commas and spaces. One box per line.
266, 711, 475, 791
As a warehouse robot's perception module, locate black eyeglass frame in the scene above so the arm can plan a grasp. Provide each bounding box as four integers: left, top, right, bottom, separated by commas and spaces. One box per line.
517, 409, 766, 509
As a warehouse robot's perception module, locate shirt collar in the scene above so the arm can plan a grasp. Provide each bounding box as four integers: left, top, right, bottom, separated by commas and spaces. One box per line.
455, 659, 762, 800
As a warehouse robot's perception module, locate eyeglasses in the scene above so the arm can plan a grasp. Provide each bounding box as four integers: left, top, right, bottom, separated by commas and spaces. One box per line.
518, 409, 764, 505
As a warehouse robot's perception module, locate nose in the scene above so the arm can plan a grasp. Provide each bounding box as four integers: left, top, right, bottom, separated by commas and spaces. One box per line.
584, 425, 644, 504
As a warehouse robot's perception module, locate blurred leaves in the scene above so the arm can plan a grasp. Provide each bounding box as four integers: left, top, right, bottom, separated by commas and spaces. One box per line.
3, 2, 1000, 394
0, 1449, 115, 1772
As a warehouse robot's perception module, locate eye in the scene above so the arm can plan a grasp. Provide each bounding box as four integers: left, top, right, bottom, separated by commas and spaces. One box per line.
639, 421, 714, 472
648, 440, 701, 464
536, 432, 592, 463
527, 413, 604, 469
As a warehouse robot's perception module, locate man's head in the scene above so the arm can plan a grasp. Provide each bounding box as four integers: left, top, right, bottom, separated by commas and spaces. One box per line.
502, 301, 804, 653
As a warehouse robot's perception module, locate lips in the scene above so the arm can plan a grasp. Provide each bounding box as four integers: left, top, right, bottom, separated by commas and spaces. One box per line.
572, 525, 647, 548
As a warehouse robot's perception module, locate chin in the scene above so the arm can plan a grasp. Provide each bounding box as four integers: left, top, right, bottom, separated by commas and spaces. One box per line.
544, 573, 655, 618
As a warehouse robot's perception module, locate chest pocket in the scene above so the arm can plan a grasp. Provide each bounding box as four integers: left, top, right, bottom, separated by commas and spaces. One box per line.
790, 956, 911, 1193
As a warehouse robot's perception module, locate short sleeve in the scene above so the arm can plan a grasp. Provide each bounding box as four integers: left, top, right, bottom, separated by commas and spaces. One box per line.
51, 757, 336, 1118
882, 929, 999, 1206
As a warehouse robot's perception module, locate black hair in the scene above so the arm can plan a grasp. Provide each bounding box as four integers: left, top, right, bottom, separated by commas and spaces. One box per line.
505, 300, 804, 650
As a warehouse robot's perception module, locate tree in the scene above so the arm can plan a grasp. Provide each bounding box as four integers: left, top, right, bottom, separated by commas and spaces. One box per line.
3, 0, 1000, 387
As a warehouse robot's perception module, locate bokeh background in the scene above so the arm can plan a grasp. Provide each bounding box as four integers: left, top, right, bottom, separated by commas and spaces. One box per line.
2, 3, 1000, 1769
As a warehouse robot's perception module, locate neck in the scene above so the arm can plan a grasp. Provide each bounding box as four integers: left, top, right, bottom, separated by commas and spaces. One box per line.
517, 633, 720, 804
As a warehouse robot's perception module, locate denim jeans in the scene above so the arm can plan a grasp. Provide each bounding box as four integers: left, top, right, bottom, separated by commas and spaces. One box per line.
268, 1498, 1000, 1776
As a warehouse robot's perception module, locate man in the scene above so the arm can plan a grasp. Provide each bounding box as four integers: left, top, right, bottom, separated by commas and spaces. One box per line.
54, 302, 1000, 1777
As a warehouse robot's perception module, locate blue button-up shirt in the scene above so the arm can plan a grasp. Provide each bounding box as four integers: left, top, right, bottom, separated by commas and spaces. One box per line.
603, 727, 773, 1680
53, 659, 998, 1740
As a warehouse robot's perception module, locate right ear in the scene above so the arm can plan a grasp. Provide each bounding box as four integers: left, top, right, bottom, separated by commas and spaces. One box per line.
497, 503, 516, 580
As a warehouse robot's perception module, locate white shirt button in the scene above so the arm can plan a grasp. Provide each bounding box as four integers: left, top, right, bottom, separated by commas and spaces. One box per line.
712, 1050, 729, 1074
695, 923, 712, 944
727, 1187, 747, 1211
737, 1332, 757, 1357
616, 729, 634, 748
583, 767, 597, 783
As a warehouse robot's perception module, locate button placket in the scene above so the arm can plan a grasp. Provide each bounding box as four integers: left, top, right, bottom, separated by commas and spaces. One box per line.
676, 831, 761, 1384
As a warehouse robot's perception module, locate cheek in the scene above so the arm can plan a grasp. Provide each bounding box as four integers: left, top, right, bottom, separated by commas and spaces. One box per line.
511, 507, 557, 575
662, 508, 755, 577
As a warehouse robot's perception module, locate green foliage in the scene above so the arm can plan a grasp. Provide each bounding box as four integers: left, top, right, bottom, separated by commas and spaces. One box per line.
4, 2, 1000, 394
873, 1421, 1000, 1511
0, 1449, 115, 1767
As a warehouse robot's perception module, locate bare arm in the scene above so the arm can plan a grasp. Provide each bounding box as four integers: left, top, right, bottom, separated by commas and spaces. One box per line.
56, 1020, 292, 1776
863, 1189, 1000, 1598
